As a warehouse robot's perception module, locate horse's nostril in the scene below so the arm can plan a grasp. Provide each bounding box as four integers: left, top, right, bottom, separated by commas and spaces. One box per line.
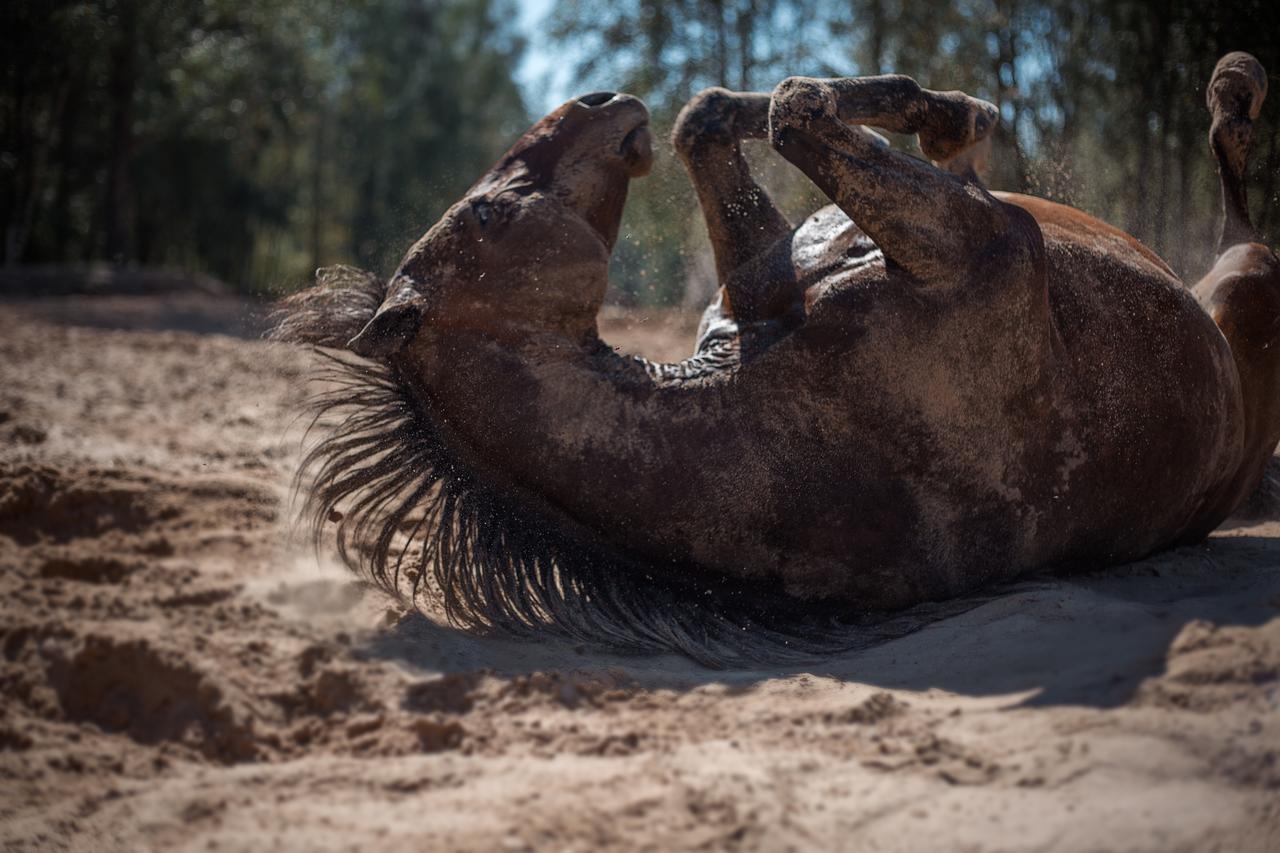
577, 92, 617, 107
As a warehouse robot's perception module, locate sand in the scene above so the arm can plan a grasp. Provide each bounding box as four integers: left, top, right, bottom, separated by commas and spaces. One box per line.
0, 293, 1277, 852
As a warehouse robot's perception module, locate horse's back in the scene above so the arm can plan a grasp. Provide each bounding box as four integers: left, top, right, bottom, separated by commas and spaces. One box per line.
997, 192, 1178, 281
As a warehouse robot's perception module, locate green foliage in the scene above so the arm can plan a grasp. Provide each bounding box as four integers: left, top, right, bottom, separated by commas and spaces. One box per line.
330, 0, 527, 274
1, 0, 527, 293
2, 0, 1278, 303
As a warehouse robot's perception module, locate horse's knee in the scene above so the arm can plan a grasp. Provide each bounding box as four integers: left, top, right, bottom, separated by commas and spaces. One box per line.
946, 199, 1046, 298
768, 77, 837, 149
1199, 244, 1280, 319
1203, 248, 1280, 344
1222, 243, 1278, 277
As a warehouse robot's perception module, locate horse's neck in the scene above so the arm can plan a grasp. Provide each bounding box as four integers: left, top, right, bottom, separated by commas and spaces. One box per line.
403, 327, 730, 547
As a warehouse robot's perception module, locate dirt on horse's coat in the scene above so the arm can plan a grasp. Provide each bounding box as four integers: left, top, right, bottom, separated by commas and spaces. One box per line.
273, 52, 1280, 665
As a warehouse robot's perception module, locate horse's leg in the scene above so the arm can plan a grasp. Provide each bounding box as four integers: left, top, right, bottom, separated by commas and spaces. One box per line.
767, 74, 1039, 288
673, 89, 813, 325
672, 89, 791, 283
1207, 52, 1267, 255
1192, 53, 1280, 516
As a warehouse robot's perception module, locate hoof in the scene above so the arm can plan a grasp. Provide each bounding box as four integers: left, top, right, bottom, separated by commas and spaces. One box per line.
1208, 52, 1267, 121
917, 90, 999, 163
672, 88, 739, 155
1208, 55, 1265, 177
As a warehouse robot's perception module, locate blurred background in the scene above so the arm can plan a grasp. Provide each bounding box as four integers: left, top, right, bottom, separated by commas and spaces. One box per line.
2, 0, 1278, 309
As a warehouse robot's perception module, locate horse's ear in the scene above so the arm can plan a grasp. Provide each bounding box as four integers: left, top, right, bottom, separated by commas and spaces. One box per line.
347, 277, 425, 360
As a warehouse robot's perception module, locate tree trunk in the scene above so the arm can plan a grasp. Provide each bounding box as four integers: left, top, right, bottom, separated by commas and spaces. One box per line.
992, 0, 1028, 192
51, 72, 84, 261
1152, 76, 1174, 257
734, 0, 757, 90
1173, 121, 1194, 276
708, 0, 729, 88
866, 0, 885, 75
104, 0, 139, 264
2, 66, 29, 265
3, 65, 72, 265
310, 107, 327, 273
1257, 128, 1278, 240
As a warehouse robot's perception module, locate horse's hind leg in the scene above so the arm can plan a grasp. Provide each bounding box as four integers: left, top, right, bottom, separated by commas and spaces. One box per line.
1207, 52, 1268, 254
767, 74, 1037, 289
1196, 244, 1280, 515
1193, 53, 1280, 516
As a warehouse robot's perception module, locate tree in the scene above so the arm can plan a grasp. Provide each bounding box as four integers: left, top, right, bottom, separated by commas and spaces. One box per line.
0, 0, 528, 292
3, 0, 1276, 300
547, 0, 1279, 300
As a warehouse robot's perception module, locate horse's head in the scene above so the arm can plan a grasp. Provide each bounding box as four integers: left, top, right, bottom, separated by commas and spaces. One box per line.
349, 93, 652, 358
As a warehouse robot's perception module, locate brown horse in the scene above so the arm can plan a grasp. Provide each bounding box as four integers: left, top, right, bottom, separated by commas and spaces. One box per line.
272, 53, 1280, 665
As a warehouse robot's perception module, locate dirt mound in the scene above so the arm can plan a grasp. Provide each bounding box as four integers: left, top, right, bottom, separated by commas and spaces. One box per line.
1137, 618, 1280, 712
822, 690, 906, 724
37, 552, 145, 583
0, 465, 169, 544
0, 463, 278, 547
44, 631, 259, 763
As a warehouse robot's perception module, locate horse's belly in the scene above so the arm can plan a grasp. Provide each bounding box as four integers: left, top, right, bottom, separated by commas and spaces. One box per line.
1031, 247, 1245, 563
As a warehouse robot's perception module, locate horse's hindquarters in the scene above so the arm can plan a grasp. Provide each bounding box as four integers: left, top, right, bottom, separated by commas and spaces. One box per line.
1192, 243, 1280, 525
1031, 233, 1246, 561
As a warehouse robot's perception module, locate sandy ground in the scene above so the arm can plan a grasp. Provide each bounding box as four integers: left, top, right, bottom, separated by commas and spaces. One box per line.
1, 293, 1278, 852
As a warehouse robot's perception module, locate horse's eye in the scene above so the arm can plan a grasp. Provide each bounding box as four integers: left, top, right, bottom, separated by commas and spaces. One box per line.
472, 201, 493, 227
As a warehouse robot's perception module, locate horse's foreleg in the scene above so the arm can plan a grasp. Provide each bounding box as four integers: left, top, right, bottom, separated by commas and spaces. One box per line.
672, 89, 795, 321
767, 74, 1037, 290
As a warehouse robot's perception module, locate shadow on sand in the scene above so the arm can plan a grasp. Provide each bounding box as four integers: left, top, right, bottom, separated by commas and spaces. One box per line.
356, 527, 1280, 710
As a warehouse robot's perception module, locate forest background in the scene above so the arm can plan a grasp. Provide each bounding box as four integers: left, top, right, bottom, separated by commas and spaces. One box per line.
4, 0, 1278, 306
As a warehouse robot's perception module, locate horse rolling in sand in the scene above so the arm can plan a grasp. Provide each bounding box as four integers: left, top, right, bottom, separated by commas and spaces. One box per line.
273, 53, 1280, 665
